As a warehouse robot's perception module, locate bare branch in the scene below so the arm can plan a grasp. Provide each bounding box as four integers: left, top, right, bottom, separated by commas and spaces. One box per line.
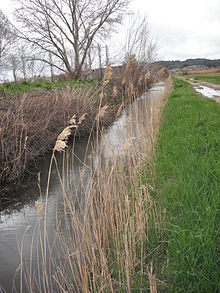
14, 0, 130, 78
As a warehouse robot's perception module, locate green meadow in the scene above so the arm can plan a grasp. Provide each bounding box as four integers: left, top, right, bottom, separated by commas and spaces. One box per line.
0, 79, 94, 96
152, 78, 220, 291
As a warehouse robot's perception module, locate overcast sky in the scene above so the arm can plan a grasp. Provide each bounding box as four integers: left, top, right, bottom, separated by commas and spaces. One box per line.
1, 0, 220, 61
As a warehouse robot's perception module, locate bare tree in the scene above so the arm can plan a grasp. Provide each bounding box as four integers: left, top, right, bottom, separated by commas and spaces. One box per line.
0, 10, 16, 73
14, 0, 130, 79
124, 13, 157, 65
121, 13, 158, 93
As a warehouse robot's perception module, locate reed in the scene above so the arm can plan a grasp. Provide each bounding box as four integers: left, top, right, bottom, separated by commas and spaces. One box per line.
16, 76, 171, 292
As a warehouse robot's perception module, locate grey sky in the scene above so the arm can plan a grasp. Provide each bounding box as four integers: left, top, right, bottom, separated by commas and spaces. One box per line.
1, 0, 220, 61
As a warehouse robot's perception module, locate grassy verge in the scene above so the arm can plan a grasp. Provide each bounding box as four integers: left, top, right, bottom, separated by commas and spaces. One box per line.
185, 73, 220, 85
0, 79, 95, 97
153, 77, 220, 291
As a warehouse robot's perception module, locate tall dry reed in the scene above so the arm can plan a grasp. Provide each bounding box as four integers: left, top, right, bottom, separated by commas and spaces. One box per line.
17, 76, 172, 292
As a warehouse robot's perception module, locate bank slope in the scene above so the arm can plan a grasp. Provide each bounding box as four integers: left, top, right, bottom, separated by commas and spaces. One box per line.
154, 78, 220, 292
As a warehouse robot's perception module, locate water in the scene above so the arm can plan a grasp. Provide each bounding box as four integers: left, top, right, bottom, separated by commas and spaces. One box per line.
194, 85, 220, 99
0, 82, 165, 292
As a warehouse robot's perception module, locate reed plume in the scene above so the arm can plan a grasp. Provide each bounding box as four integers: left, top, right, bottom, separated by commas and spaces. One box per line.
54, 120, 78, 152
35, 200, 44, 219
103, 64, 112, 86
113, 85, 118, 97
69, 114, 77, 125
95, 105, 108, 120
78, 113, 88, 125
116, 102, 124, 119
54, 112, 89, 152
145, 71, 151, 80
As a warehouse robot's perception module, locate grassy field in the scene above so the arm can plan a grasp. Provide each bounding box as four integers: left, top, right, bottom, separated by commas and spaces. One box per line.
153, 78, 220, 291
0, 79, 94, 96
185, 73, 220, 85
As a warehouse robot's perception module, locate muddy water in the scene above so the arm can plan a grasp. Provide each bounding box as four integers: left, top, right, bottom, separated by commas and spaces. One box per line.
0, 82, 165, 292
194, 85, 220, 99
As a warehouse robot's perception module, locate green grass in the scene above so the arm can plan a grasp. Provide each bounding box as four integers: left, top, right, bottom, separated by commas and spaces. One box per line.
153, 78, 220, 292
186, 73, 220, 85
0, 79, 94, 96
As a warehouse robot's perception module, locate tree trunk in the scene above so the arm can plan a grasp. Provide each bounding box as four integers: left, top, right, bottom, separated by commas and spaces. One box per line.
21, 56, 26, 80
49, 52, 54, 82
98, 44, 102, 81
12, 56, 17, 82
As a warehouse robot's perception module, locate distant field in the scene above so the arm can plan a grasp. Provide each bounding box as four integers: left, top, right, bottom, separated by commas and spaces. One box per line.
0, 79, 94, 97
185, 67, 220, 75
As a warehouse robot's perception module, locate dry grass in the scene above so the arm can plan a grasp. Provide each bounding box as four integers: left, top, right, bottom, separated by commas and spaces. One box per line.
182, 67, 220, 75
17, 76, 172, 292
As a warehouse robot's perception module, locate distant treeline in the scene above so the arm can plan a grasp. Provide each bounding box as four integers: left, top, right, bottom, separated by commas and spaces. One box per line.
154, 58, 220, 69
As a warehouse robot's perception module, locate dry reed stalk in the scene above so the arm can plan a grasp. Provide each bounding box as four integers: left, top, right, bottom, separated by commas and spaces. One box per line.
148, 263, 157, 293
121, 77, 126, 86
116, 102, 124, 119
35, 200, 44, 219
127, 81, 134, 98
